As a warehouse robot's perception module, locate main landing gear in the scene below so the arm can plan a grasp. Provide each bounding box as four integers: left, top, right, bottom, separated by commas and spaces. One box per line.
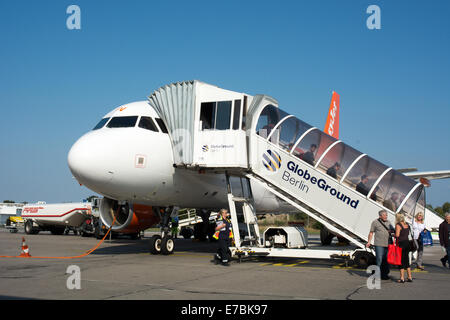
149, 207, 175, 255
149, 234, 174, 255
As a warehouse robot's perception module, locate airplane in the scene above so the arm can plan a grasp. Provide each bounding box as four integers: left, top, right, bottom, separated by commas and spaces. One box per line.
68, 100, 295, 251
68, 83, 448, 253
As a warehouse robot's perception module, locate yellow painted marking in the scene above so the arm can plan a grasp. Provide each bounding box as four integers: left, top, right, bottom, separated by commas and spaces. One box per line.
411, 269, 428, 273
331, 265, 358, 270
283, 263, 298, 267
259, 263, 273, 267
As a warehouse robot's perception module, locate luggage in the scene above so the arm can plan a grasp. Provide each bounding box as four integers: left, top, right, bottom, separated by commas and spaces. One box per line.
421, 230, 433, 246
387, 239, 402, 265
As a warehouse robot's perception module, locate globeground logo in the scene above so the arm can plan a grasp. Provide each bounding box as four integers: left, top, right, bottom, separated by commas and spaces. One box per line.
262, 150, 281, 172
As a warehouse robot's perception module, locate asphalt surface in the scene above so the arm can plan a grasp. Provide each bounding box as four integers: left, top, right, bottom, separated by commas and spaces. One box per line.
0, 228, 449, 300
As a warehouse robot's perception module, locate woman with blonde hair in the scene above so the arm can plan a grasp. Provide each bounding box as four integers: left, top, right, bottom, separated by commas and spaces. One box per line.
412, 212, 428, 270
395, 213, 413, 283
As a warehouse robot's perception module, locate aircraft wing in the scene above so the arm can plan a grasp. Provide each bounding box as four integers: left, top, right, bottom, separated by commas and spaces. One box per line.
396, 168, 418, 174
403, 170, 450, 181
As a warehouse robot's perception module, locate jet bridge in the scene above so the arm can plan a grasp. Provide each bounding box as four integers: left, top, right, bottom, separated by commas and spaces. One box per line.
148, 81, 427, 264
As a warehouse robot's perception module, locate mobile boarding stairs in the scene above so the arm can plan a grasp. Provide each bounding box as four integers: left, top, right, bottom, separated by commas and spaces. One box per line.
148, 81, 427, 266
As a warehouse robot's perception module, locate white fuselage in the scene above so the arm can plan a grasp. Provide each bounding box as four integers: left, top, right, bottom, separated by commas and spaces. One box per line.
68, 101, 284, 212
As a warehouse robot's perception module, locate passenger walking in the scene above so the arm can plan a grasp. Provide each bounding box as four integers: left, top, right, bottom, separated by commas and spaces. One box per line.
356, 175, 370, 196
395, 213, 413, 283
367, 210, 394, 280
326, 162, 341, 179
213, 209, 233, 266
438, 212, 450, 268
412, 212, 427, 270
383, 192, 400, 212
301, 144, 317, 166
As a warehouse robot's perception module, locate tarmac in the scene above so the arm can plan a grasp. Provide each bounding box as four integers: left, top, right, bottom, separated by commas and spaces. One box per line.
0, 228, 448, 300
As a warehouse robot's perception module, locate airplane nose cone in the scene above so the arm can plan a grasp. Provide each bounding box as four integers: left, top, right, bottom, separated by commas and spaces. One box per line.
68, 133, 114, 187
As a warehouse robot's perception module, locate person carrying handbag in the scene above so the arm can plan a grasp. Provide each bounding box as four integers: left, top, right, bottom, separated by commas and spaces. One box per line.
412, 212, 428, 270
395, 213, 413, 283
367, 210, 395, 280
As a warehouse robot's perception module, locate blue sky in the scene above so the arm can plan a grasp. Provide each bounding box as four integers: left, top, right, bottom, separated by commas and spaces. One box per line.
0, 0, 449, 206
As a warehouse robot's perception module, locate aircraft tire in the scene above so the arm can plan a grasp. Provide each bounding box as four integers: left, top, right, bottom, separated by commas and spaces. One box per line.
149, 235, 162, 254
161, 236, 174, 255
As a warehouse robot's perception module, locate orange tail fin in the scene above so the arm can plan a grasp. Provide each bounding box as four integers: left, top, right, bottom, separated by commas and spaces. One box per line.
324, 91, 340, 139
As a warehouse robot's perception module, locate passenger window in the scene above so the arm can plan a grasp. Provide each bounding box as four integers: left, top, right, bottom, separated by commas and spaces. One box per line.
199, 101, 232, 130
272, 118, 311, 153
314, 132, 338, 165
200, 102, 216, 130
318, 143, 361, 181
399, 185, 424, 220
291, 129, 318, 167
106, 116, 138, 128
413, 188, 426, 220
155, 118, 168, 133
343, 156, 388, 196
372, 170, 417, 212
291, 129, 337, 167
242, 96, 247, 130
215, 101, 232, 130
256, 105, 289, 138
232, 100, 241, 130
93, 118, 110, 130
138, 117, 158, 132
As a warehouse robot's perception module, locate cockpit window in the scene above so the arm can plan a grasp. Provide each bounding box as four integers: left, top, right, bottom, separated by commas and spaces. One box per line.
106, 116, 138, 128
138, 117, 158, 132
155, 118, 168, 133
93, 118, 110, 130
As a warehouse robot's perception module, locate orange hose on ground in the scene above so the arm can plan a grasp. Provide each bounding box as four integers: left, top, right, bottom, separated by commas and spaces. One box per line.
0, 217, 117, 259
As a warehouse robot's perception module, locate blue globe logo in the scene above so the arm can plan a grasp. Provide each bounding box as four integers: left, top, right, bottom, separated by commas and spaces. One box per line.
262, 150, 281, 172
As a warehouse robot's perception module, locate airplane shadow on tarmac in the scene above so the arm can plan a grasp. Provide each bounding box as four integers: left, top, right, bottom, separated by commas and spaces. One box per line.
91, 238, 218, 255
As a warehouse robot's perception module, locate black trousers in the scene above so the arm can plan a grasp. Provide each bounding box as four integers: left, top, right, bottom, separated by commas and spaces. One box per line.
217, 238, 230, 263
398, 240, 411, 269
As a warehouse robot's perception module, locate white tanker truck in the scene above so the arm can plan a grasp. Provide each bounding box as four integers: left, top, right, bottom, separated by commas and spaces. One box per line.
22, 201, 94, 235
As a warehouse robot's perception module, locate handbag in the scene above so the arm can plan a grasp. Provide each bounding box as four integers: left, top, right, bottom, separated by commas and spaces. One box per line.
421, 230, 433, 246
407, 223, 418, 252
387, 238, 402, 265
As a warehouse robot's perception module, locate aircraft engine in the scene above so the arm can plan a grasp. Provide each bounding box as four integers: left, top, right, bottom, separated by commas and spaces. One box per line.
99, 197, 160, 233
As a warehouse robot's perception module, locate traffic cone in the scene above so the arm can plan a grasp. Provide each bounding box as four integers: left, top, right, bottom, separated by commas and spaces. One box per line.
19, 237, 31, 257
